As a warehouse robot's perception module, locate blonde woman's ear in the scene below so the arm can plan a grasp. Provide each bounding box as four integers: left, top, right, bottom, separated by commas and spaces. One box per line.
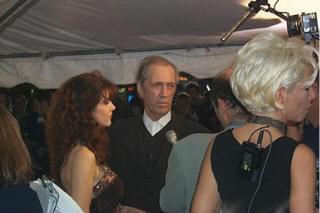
275, 87, 287, 110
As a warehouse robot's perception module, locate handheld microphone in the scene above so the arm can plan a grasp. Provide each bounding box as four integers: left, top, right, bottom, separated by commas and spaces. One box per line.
166, 130, 178, 145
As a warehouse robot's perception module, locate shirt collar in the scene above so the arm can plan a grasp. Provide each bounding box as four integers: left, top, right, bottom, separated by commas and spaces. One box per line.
143, 111, 172, 136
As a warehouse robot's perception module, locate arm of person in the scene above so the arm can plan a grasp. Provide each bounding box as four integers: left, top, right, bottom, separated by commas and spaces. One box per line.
160, 144, 185, 212
70, 147, 96, 213
290, 143, 316, 213
190, 140, 220, 213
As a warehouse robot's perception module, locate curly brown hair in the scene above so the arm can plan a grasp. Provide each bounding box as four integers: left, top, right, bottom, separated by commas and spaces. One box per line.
46, 71, 117, 182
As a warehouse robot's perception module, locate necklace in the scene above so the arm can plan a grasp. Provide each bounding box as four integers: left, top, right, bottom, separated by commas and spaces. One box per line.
248, 115, 287, 135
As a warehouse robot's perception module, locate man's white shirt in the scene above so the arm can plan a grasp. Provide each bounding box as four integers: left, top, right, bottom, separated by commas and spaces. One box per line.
143, 111, 171, 136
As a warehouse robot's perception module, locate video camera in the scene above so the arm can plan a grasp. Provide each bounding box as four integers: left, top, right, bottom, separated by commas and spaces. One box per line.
221, 0, 319, 42
287, 12, 318, 42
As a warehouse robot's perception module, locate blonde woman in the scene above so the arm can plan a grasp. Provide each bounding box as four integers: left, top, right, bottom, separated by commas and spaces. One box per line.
192, 32, 318, 212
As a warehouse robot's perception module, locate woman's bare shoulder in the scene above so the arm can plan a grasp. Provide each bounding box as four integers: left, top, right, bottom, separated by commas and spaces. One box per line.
71, 145, 96, 163
293, 143, 315, 163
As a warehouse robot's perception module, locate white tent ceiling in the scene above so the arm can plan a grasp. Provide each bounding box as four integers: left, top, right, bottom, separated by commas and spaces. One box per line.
0, 0, 318, 88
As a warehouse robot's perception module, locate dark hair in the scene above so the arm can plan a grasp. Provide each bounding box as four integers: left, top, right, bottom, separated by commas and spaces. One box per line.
33, 89, 52, 104
208, 77, 248, 114
186, 82, 200, 92
0, 88, 10, 109
46, 71, 117, 181
136, 55, 179, 84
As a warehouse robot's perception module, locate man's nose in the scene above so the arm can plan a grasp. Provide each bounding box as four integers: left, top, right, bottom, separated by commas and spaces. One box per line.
160, 85, 170, 96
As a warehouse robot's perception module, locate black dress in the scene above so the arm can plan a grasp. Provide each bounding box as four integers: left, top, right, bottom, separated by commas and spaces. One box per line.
90, 165, 124, 213
211, 129, 298, 213
0, 183, 42, 213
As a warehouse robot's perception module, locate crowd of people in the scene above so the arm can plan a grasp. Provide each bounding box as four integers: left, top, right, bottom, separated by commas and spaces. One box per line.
0, 32, 318, 213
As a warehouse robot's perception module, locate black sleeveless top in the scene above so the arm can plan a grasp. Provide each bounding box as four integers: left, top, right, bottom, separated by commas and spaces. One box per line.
211, 129, 298, 213
0, 183, 42, 213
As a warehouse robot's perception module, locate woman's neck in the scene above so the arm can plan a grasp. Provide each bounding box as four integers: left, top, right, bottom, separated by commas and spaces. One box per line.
249, 114, 287, 135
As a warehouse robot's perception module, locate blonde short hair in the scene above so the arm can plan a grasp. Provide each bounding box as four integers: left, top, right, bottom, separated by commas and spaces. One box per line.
231, 32, 318, 114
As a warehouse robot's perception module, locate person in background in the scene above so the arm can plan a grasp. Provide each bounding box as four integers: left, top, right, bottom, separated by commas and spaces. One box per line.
108, 56, 209, 212
28, 89, 52, 178
128, 96, 144, 117
185, 81, 203, 104
160, 76, 250, 213
46, 72, 124, 213
202, 90, 225, 133
11, 93, 31, 140
172, 92, 198, 122
0, 104, 42, 213
185, 82, 203, 121
111, 93, 130, 123
191, 32, 318, 212
303, 74, 319, 157
303, 76, 319, 210
29, 90, 52, 143
0, 88, 11, 110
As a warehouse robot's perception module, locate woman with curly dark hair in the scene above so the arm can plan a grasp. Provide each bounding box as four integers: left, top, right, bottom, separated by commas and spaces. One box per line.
46, 71, 123, 213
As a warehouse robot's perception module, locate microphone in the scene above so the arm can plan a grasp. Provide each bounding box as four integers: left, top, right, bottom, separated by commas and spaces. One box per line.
220, 9, 253, 42
166, 130, 178, 145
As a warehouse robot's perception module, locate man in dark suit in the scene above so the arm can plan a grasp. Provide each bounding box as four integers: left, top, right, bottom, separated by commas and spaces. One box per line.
108, 56, 209, 212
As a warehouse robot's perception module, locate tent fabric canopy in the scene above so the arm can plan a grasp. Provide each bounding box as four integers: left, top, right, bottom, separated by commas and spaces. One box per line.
0, 0, 317, 88
0, 46, 240, 88
0, 0, 282, 55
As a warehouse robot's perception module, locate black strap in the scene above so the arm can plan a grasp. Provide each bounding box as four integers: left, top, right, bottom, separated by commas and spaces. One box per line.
248, 115, 287, 135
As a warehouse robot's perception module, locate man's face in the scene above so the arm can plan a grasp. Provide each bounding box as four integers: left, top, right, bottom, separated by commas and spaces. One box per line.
138, 64, 177, 121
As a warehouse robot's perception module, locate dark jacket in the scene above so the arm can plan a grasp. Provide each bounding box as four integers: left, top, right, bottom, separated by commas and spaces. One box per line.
107, 113, 209, 212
